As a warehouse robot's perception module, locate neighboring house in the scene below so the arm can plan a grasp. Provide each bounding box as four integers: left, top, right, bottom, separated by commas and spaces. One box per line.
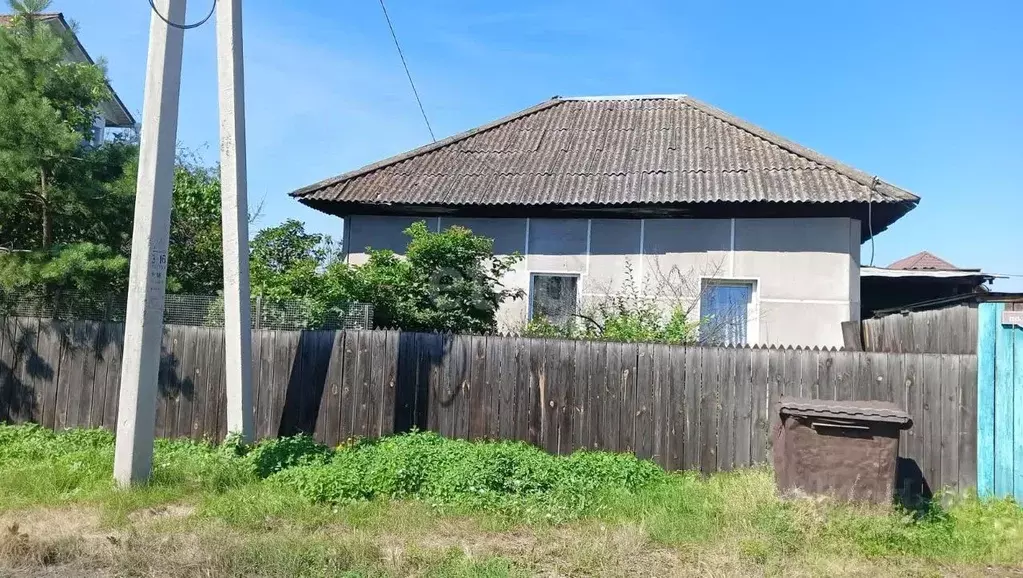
291, 95, 920, 347
861, 251, 995, 317
0, 12, 135, 142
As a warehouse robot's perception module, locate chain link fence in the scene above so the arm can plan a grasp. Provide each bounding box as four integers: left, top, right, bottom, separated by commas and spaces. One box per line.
0, 291, 373, 330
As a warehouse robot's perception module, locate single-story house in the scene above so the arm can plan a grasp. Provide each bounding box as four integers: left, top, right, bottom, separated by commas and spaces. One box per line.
291, 95, 920, 347
0, 11, 135, 142
862, 251, 996, 317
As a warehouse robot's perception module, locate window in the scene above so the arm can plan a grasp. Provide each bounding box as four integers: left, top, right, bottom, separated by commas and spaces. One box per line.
700, 281, 755, 345
530, 274, 578, 326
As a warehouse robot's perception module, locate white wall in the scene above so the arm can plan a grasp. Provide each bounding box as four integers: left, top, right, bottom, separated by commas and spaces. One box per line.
344, 215, 861, 347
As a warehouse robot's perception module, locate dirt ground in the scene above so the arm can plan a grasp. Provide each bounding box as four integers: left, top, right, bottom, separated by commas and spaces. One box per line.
1, 505, 1022, 578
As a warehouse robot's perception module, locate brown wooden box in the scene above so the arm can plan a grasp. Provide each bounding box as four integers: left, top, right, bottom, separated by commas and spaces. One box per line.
772, 398, 913, 504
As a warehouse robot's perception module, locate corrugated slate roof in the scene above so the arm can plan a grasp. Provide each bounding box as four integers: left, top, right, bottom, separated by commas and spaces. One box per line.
888, 251, 960, 271
292, 95, 919, 211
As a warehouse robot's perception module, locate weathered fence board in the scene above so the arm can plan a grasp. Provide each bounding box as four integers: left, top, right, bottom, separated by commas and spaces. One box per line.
861, 305, 977, 354
0, 317, 980, 495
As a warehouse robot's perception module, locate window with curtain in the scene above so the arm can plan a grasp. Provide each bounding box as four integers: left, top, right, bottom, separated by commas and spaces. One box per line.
700, 281, 754, 345
530, 274, 578, 326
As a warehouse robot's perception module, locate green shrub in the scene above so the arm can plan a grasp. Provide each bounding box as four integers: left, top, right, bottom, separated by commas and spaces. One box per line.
271, 431, 665, 521
246, 434, 332, 478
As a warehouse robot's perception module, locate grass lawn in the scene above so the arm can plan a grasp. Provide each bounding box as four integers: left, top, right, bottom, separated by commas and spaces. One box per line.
0, 425, 1021, 577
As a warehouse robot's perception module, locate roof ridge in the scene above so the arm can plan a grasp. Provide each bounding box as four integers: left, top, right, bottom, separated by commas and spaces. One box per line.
290, 98, 566, 198
888, 250, 961, 270
0, 12, 63, 21
677, 96, 918, 203
563, 94, 688, 101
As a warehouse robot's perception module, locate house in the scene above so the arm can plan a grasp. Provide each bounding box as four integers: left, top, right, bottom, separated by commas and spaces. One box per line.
291, 95, 920, 347
0, 12, 135, 142
861, 251, 996, 317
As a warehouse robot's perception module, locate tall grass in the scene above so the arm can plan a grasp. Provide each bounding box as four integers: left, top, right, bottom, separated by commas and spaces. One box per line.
0, 423, 1021, 574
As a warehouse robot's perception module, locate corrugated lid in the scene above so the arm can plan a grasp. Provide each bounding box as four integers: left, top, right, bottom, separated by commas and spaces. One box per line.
777, 397, 912, 426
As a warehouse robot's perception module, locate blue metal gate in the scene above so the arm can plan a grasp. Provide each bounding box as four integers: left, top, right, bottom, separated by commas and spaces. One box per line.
977, 302, 1023, 499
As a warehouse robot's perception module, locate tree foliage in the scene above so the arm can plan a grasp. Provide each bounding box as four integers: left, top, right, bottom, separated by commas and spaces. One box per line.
0, 242, 127, 294
249, 219, 338, 301
0, 4, 523, 333
0, 1, 138, 298
167, 153, 224, 294
0, 0, 113, 250
249, 220, 523, 333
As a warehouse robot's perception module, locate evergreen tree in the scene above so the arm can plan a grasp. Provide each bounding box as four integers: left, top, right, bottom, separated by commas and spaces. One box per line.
0, 1, 138, 298
0, 0, 114, 250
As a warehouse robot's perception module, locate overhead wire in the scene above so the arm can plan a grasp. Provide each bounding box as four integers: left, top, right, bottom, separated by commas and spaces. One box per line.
378, 0, 436, 142
375, 0, 505, 179
147, 0, 217, 30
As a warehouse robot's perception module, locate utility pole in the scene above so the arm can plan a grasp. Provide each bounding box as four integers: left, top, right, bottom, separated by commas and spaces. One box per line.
113, 0, 186, 486
216, 0, 254, 441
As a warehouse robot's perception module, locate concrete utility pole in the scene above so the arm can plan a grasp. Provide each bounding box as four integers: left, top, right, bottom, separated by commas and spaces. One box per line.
216, 0, 255, 441
113, 0, 186, 486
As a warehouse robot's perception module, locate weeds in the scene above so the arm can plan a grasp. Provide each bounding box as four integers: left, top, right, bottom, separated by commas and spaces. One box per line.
271, 432, 662, 522
0, 423, 1022, 576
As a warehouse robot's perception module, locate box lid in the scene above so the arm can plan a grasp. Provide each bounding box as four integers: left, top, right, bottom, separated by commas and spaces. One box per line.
777, 397, 912, 427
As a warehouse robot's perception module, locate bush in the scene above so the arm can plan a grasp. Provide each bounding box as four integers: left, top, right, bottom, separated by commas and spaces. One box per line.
523, 261, 702, 344
271, 431, 665, 521
246, 434, 332, 478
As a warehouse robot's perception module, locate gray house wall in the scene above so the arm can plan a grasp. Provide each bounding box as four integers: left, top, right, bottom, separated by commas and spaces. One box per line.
342, 215, 861, 347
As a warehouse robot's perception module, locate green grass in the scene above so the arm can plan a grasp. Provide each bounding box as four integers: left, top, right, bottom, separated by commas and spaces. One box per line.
0, 423, 1021, 577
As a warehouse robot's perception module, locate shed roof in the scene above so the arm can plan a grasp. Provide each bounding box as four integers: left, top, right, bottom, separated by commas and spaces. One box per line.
292, 95, 919, 233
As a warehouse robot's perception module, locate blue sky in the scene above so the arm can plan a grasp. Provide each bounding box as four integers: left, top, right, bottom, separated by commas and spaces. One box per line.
53, 0, 1022, 288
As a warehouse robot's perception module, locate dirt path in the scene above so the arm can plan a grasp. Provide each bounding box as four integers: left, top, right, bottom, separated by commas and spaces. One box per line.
0, 505, 1017, 577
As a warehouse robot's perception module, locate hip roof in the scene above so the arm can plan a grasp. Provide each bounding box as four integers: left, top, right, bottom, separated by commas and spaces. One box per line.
292, 95, 919, 229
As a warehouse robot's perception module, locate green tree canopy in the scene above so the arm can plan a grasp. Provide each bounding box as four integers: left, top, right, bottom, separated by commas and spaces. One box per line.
0, 0, 114, 250
350, 221, 523, 332
167, 153, 225, 294
249, 219, 338, 302
248, 220, 522, 333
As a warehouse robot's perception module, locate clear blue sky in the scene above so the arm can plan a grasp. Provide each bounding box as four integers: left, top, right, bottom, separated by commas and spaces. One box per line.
53, 0, 1022, 288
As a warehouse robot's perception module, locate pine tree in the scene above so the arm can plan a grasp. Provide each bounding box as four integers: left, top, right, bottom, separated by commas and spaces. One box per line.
0, 0, 113, 251
0, 1, 142, 301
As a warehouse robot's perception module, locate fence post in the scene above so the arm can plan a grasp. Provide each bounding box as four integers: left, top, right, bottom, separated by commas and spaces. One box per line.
254, 295, 262, 330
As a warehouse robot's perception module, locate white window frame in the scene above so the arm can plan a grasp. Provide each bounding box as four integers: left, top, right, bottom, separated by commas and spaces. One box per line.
527, 272, 582, 323
698, 277, 760, 345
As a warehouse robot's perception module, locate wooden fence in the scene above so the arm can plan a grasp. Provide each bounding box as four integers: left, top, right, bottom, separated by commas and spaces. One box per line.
859, 304, 978, 354
0, 317, 978, 494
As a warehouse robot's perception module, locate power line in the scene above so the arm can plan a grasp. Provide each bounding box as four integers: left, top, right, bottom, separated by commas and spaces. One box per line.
377, 0, 436, 142
147, 0, 217, 30
374, 0, 504, 179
